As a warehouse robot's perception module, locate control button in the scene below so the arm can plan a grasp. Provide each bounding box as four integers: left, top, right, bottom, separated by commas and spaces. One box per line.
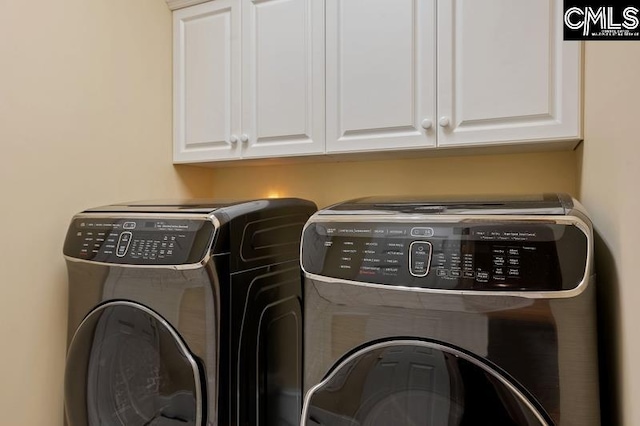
116, 231, 132, 258
492, 248, 506, 255
492, 255, 505, 266
449, 270, 461, 277
436, 269, 447, 277
388, 228, 408, 236
494, 275, 506, 281
476, 271, 490, 282
411, 227, 434, 237
508, 248, 520, 256
494, 267, 505, 275
386, 242, 405, 249
382, 267, 399, 275
409, 241, 432, 277
508, 268, 520, 277
508, 257, 520, 266
123, 222, 136, 229
463, 271, 475, 279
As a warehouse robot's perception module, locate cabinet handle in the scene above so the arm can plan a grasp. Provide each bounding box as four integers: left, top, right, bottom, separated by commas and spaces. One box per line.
438, 117, 450, 127
240, 134, 249, 143
421, 119, 433, 130
229, 135, 238, 144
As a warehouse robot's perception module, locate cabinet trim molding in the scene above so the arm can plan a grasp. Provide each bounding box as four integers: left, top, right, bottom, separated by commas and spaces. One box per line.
166, 0, 211, 11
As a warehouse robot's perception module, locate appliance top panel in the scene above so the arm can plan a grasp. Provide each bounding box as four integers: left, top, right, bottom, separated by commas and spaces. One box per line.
84, 199, 244, 214
319, 193, 575, 216
302, 217, 590, 296
66, 198, 317, 267
63, 216, 215, 266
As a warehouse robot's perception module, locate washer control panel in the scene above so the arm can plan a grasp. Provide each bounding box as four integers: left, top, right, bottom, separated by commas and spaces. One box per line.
301, 221, 588, 291
63, 217, 214, 265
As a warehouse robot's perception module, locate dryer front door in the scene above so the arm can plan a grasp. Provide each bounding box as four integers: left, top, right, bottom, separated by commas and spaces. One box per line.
64, 301, 205, 426
302, 340, 550, 426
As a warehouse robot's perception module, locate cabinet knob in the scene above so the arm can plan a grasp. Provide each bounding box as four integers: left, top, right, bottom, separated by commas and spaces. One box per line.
240, 134, 249, 143
438, 117, 450, 127
229, 135, 238, 144
421, 119, 433, 130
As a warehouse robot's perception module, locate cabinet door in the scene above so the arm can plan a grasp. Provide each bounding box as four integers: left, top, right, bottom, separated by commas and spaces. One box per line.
241, 0, 325, 159
174, 0, 241, 163
326, 0, 437, 154
437, 0, 582, 147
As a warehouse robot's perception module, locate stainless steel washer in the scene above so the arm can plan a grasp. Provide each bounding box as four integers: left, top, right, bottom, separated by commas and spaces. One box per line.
63, 198, 316, 426
301, 194, 600, 425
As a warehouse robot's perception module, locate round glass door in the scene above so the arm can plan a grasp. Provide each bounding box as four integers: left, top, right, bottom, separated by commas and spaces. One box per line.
65, 301, 204, 426
302, 340, 550, 426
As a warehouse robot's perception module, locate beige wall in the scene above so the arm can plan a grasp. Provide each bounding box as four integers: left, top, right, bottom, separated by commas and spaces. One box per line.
580, 42, 640, 425
0, 1, 212, 424
211, 151, 579, 208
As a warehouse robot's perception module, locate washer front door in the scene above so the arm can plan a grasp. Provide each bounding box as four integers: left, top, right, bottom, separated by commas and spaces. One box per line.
302, 340, 551, 426
64, 301, 205, 426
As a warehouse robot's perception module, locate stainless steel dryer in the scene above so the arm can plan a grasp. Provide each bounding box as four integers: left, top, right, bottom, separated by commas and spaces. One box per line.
63, 198, 316, 426
301, 194, 600, 425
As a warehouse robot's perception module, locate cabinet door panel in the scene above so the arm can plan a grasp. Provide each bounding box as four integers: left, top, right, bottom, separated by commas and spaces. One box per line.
242, 0, 325, 158
174, 0, 241, 162
437, 0, 582, 147
326, 0, 436, 153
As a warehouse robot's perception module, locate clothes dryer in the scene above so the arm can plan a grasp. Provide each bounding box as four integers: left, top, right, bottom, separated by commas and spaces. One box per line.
64, 198, 316, 426
301, 194, 599, 425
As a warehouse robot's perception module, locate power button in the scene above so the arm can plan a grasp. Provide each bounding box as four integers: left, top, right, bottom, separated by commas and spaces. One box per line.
409, 241, 432, 277
116, 231, 132, 258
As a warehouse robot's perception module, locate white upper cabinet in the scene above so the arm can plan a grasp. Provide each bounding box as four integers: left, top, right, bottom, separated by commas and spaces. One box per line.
241, 0, 325, 159
173, 0, 324, 163
174, 0, 241, 162
325, 0, 437, 153
436, 0, 582, 147
171, 0, 582, 163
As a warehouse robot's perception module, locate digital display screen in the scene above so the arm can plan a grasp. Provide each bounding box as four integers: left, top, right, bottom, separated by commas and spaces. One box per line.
63, 218, 215, 265
301, 222, 588, 291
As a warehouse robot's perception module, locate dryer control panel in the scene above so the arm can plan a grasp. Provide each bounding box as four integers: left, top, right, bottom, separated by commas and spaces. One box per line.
301, 221, 588, 291
63, 217, 214, 265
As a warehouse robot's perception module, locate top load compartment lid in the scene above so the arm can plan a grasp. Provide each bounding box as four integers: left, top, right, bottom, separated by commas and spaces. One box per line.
319, 193, 575, 216
84, 199, 246, 214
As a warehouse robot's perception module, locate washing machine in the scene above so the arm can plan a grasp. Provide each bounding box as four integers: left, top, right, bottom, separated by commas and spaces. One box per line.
300, 194, 600, 425
63, 198, 316, 426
